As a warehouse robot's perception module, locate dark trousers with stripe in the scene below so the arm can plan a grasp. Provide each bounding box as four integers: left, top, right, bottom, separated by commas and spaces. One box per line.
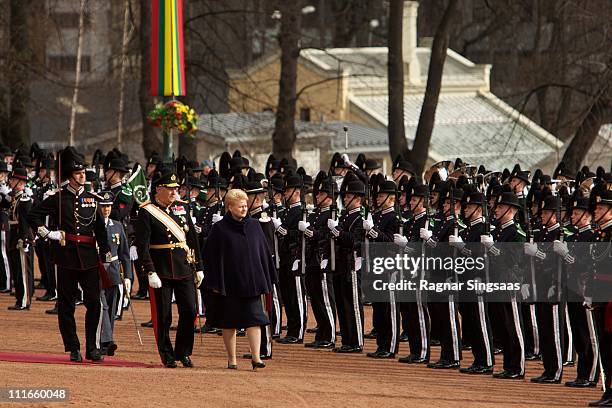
498, 298, 525, 375
9, 249, 33, 308
305, 268, 336, 343
278, 266, 307, 340
0, 230, 11, 290
522, 303, 540, 355
333, 269, 363, 348
57, 266, 101, 353
535, 302, 565, 380
567, 301, 600, 383
402, 298, 430, 360
36, 239, 55, 295
428, 293, 461, 362
593, 303, 611, 398
372, 275, 400, 354
459, 298, 495, 367
149, 278, 196, 361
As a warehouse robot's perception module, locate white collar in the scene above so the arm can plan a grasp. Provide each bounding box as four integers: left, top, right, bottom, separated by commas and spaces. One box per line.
547, 223, 560, 232
470, 217, 484, 226
289, 202, 301, 209
110, 181, 122, 190
600, 219, 612, 231
578, 225, 591, 233
67, 184, 84, 196
250, 206, 263, 216
319, 206, 330, 212
414, 210, 426, 220
501, 219, 514, 230
381, 207, 394, 215
348, 207, 361, 214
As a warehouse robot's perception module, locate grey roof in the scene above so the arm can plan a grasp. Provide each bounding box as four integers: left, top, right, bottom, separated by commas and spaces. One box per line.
329, 92, 561, 170
300, 47, 487, 90
196, 111, 334, 142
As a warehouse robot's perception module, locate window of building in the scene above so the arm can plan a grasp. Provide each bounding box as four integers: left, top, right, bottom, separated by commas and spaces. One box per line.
300, 107, 311, 122
48, 55, 91, 72
50, 12, 91, 29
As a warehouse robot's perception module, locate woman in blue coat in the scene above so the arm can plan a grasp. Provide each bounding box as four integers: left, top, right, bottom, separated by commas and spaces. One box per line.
203, 189, 276, 370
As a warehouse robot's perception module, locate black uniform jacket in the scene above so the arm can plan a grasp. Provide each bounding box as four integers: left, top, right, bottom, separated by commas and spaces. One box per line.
135, 199, 202, 280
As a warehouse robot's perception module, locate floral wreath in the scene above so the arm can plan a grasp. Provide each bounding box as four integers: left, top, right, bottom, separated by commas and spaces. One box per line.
147, 100, 198, 134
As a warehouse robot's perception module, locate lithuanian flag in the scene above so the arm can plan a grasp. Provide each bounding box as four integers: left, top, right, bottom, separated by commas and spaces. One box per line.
151, 0, 186, 96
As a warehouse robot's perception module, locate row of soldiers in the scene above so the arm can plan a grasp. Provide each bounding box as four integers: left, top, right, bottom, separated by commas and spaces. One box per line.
0, 142, 610, 406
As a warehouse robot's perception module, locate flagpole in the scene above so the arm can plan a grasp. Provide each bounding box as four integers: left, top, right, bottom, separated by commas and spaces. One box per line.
69, 0, 87, 146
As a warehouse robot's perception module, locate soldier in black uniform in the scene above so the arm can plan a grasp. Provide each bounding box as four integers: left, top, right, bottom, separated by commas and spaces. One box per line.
422, 184, 463, 369
0, 161, 11, 293
273, 173, 308, 344
302, 173, 336, 349
196, 170, 226, 334
395, 183, 431, 364
328, 179, 365, 353
481, 192, 526, 379
7, 167, 34, 310
366, 180, 400, 359
525, 195, 566, 384
587, 190, 612, 407
562, 196, 600, 388
135, 170, 203, 368
244, 179, 278, 360
450, 191, 495, 374
27, 147, 112, 362
33, 155, 58, 302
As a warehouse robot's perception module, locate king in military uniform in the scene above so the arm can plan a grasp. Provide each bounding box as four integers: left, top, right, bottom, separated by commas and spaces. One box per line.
135, 170, 204, 368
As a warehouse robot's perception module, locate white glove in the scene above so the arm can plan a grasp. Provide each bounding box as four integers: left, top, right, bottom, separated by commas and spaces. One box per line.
298, 221, 310, 232
327, 219, 338, 230
24, 186, 33, 197
271, 217, 282, 230
524, 242, 545, 259
362, 216, 373, 231
148, 272, 162, 289
212, 213, 223, 224
449, 234, 465, 249
262, 201, 269, 210
47, 230, 63, 241
193, 224, 202, 234
124, 278, 132, 296
583, 297, 593, 309
553, 240, 569, 257
17, 239, 24, 249
0, 184, 9, 195
420, 228, 432, 241
304, 228, 314, 238
393, 233, 408, 248
194, 271, 204, 288
306, 204, 315, 212
480, 234, 494, 248
520, 283, 530, 300
129, 245, 138, 261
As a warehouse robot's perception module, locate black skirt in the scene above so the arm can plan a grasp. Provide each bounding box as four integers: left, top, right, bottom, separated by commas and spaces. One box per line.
206, 292, 270, 329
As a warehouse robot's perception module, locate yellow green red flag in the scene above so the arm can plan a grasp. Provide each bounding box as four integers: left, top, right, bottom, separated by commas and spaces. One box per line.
151, 0, 186, 96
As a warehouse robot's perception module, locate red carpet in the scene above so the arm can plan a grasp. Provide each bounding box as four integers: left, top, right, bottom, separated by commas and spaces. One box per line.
0, 351, 159, 368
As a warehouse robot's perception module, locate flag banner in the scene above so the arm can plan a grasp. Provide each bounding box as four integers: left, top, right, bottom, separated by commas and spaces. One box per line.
151, 0, 186, 96
125, 164, 150, 204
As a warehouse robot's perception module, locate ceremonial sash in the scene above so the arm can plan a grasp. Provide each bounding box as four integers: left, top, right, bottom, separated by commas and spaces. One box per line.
142, 203, 187, 243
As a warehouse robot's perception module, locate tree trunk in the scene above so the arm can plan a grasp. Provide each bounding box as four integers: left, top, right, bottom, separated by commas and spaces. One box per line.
387, 0, 407, 161
7, 0, 31, 149
407, 0, 458, 175
561, 97, 610, 175
272, 1, 302, 163
138, 0, 161, 158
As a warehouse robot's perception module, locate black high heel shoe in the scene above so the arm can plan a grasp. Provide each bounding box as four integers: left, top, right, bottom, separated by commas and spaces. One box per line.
227, 362, 238, 370
251, 360, 266, 371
